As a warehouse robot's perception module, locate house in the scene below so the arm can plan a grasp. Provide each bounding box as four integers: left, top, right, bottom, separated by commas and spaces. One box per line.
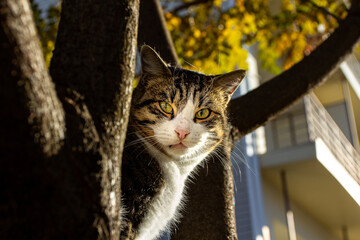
233, 51, 360, 240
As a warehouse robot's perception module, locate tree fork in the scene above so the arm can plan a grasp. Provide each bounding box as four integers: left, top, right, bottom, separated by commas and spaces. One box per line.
1, 0, 140, 239
0, 0, 65, 156
1, 0, 66, 238
49, 0, 139, 238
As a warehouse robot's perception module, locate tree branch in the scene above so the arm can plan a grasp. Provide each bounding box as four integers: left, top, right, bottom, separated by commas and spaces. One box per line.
306, 0, 342, 22
170, 0, 213, 15
1, 0, 68, 238
0, 0, 65, 156
229, 3, 360, 141
138, 0, 179, 64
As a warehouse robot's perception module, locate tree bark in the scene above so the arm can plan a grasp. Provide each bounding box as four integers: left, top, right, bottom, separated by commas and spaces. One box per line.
1, 0, 139, 239
0, 0, 65, 156
50, 0, 139, 238
1, 0, 65, 238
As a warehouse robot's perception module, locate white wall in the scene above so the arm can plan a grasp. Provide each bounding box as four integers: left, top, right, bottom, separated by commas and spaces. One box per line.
261, 179, 339, 240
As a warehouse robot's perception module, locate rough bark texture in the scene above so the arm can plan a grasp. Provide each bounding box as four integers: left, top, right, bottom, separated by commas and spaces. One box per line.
50, 0, 139, 238
1, 0, 139, 239
0, 0, 66, 238
0, 0, 65, 156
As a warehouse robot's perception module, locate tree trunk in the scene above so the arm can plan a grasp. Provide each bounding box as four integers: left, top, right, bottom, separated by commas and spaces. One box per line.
0, 0, 139, 239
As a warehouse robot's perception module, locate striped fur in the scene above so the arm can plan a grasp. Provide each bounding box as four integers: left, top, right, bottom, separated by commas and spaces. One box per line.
120, 46, 246, 240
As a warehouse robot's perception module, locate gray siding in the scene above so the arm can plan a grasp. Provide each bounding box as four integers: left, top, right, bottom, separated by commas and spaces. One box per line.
233, 152, 253, 240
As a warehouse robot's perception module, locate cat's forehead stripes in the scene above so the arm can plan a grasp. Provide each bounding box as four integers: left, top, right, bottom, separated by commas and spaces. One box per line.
169, 70, 220, 111
168, 69, 228, 112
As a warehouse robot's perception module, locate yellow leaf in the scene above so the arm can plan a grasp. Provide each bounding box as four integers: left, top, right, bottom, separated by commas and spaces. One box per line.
356, 43, 360, 53
194, 29, 201, 38
214, 0, 222, 7
302, 20, 316, 34
185, 50, 194, 58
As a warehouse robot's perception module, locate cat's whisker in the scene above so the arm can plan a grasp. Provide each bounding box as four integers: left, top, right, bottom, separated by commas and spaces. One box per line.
231, 144, 255, 175
209, 145, 240, 174
134, 142, 155, 159
132, 137, 164, 159
212, 150, 229, 168
124, 135, 158, 148
126, 128, 154, 132
183, 59, 199, 71
230, 153, 242, 181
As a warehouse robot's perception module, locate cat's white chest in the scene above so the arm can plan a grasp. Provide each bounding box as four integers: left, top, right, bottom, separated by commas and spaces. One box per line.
135, 161, 187, 240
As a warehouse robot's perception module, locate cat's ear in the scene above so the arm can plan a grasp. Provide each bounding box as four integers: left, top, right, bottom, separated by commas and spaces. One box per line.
140, 45, 172, 76
213, 69, 246, 96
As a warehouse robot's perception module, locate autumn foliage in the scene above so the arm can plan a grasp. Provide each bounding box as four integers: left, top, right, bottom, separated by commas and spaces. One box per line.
33, 0, 351, 74
164, 0, 348, 74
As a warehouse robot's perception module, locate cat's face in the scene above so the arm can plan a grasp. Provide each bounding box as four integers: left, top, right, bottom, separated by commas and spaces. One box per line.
130, 46, 246, 163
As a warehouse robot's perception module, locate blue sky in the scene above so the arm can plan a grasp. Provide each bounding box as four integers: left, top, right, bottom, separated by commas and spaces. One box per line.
34, 0, 58, 16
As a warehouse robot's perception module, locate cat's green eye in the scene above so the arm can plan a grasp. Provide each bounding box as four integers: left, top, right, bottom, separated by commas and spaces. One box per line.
195, 108, 211, 120
159, 101, 173, 115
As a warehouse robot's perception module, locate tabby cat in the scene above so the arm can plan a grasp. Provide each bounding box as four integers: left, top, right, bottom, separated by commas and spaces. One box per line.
120, 45, 246, 240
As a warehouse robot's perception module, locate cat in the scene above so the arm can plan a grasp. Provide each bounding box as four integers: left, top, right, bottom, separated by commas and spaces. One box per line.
120, 45, 246, 240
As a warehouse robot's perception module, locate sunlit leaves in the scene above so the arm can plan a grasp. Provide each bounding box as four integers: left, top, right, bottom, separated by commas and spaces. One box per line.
30, 0, 348, 74
165, 2, 248, 74
30, 0, 61, 68
164, 0, 348, 74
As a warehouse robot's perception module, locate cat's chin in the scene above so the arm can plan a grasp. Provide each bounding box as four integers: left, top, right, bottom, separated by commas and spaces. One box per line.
169, 142, 188, 149
167, 143, 190, 156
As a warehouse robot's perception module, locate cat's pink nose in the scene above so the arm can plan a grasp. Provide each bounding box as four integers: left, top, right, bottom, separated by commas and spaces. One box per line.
175, 129, 190, 141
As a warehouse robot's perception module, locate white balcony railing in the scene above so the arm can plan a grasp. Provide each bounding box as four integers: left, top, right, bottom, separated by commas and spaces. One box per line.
266, 93, 360, 185
340, 54, 360, 100
304, 93, 360, 185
